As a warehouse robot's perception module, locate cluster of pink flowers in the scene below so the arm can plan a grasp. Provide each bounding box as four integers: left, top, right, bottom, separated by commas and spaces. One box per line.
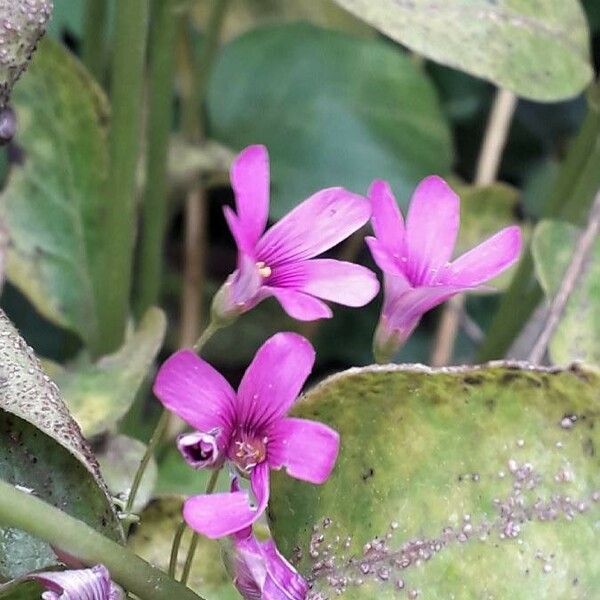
154, 145, 522, 598
30, 145, 521, 599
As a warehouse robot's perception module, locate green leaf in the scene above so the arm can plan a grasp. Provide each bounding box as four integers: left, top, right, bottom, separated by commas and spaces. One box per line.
0, 581, 41, 600
0, 309, 122, 580
96, 435, 157, 514
128, 497, 239, 599
532, 220, 600, 365
53, 308, 166, 438
270, 363, 600, 598
330, 0, 592, 101
0, 39, 109, 346
207, 23, 452, 220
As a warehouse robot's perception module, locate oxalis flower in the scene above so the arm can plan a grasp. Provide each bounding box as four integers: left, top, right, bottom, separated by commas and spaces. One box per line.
154, 332, 340, 539
366, 177, 522, 362
27, 565, 123, 600
224, 480, 308, 600
212, 144, 379, 323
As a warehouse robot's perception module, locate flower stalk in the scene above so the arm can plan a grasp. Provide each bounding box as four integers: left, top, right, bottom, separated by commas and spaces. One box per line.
0, 480, 205, 600
136, 0, 179, 319
82, 0, 109, 83
94, 0, 150, 355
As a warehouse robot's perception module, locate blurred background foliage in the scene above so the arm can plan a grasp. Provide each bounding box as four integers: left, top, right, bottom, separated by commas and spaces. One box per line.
1, 1, 600, 596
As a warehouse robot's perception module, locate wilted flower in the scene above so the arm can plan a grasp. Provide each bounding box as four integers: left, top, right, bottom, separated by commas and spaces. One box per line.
224, 481, 308, 600
28, 565, 123, 600
212, 144, 379, 323
366, 177, 522, 361
154, 332, 339, 539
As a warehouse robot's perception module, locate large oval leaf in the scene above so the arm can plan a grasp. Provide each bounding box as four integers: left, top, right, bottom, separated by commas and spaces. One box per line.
330, 0, 592, 101
207, 23, 452, 219
270, 363, 600, 598
532, 220, 600, 365
0, 39, 109, 345
0, 310, 122, 580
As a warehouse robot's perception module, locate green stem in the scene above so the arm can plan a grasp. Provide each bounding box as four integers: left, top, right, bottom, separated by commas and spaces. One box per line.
192, 321, 220, 352
180, 469, 221, 586
135, 0, 178, 319
478, 82, 600, 361
94, 0, 150, 355
82, 0, 109, 83
169, 520, 187, 578
0, 481, 204, 600
124, 409, 170, 525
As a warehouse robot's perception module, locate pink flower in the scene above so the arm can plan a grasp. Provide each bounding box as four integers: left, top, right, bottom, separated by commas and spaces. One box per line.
213, 144, 379, 322
225, 481, 308, 600
153, 332, 340, 539
366, 177, 522, 361
28, 565, 123, 600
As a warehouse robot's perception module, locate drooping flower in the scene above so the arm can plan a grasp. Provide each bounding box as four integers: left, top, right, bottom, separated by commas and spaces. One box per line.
153, 332, 339, 539
366, 177, 522, 361
212, 144, 379, 323
27, 565, 123, 600
223, 480, 308, 600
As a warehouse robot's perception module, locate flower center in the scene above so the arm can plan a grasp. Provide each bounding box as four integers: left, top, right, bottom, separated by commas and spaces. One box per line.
231, 433, 267, 473
256, 261, 272, 278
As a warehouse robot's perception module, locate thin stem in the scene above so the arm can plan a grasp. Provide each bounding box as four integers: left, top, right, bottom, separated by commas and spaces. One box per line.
82, 0, 109, 83
479, 82, 600, 361
169, 520, 187, 578
94, 0, 150, 355
180, 186, 207, 347
178, 0, 230, 348
180, 534, 200, 586
474, 90, 518, 186
193, 320, 220, 352
430, 89, 517, 367
0, 481, 204, 600
124, 409, 169, 524
180, 469, 221, 586
528, 190, 600, 363
136, 0, 179, 318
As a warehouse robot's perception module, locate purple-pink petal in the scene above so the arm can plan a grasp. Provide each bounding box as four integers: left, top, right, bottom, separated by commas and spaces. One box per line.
269, 259, 379, 307
29, 565, 122, 600
237, 333, 315, 430
260, 541, 308, 600
439, 225, 522, 287
183, 463, 270, 539
231, 524, 308, 600
230, 145, 270, 248
223, 206, 256, 257
153, 350, 236, 435
268, 417, 340, 484
405, 175, 460, 284
256, 187, 371, 265
265, 287, 333, 320
365, 236, 406, 278
369, 179, 405, 254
